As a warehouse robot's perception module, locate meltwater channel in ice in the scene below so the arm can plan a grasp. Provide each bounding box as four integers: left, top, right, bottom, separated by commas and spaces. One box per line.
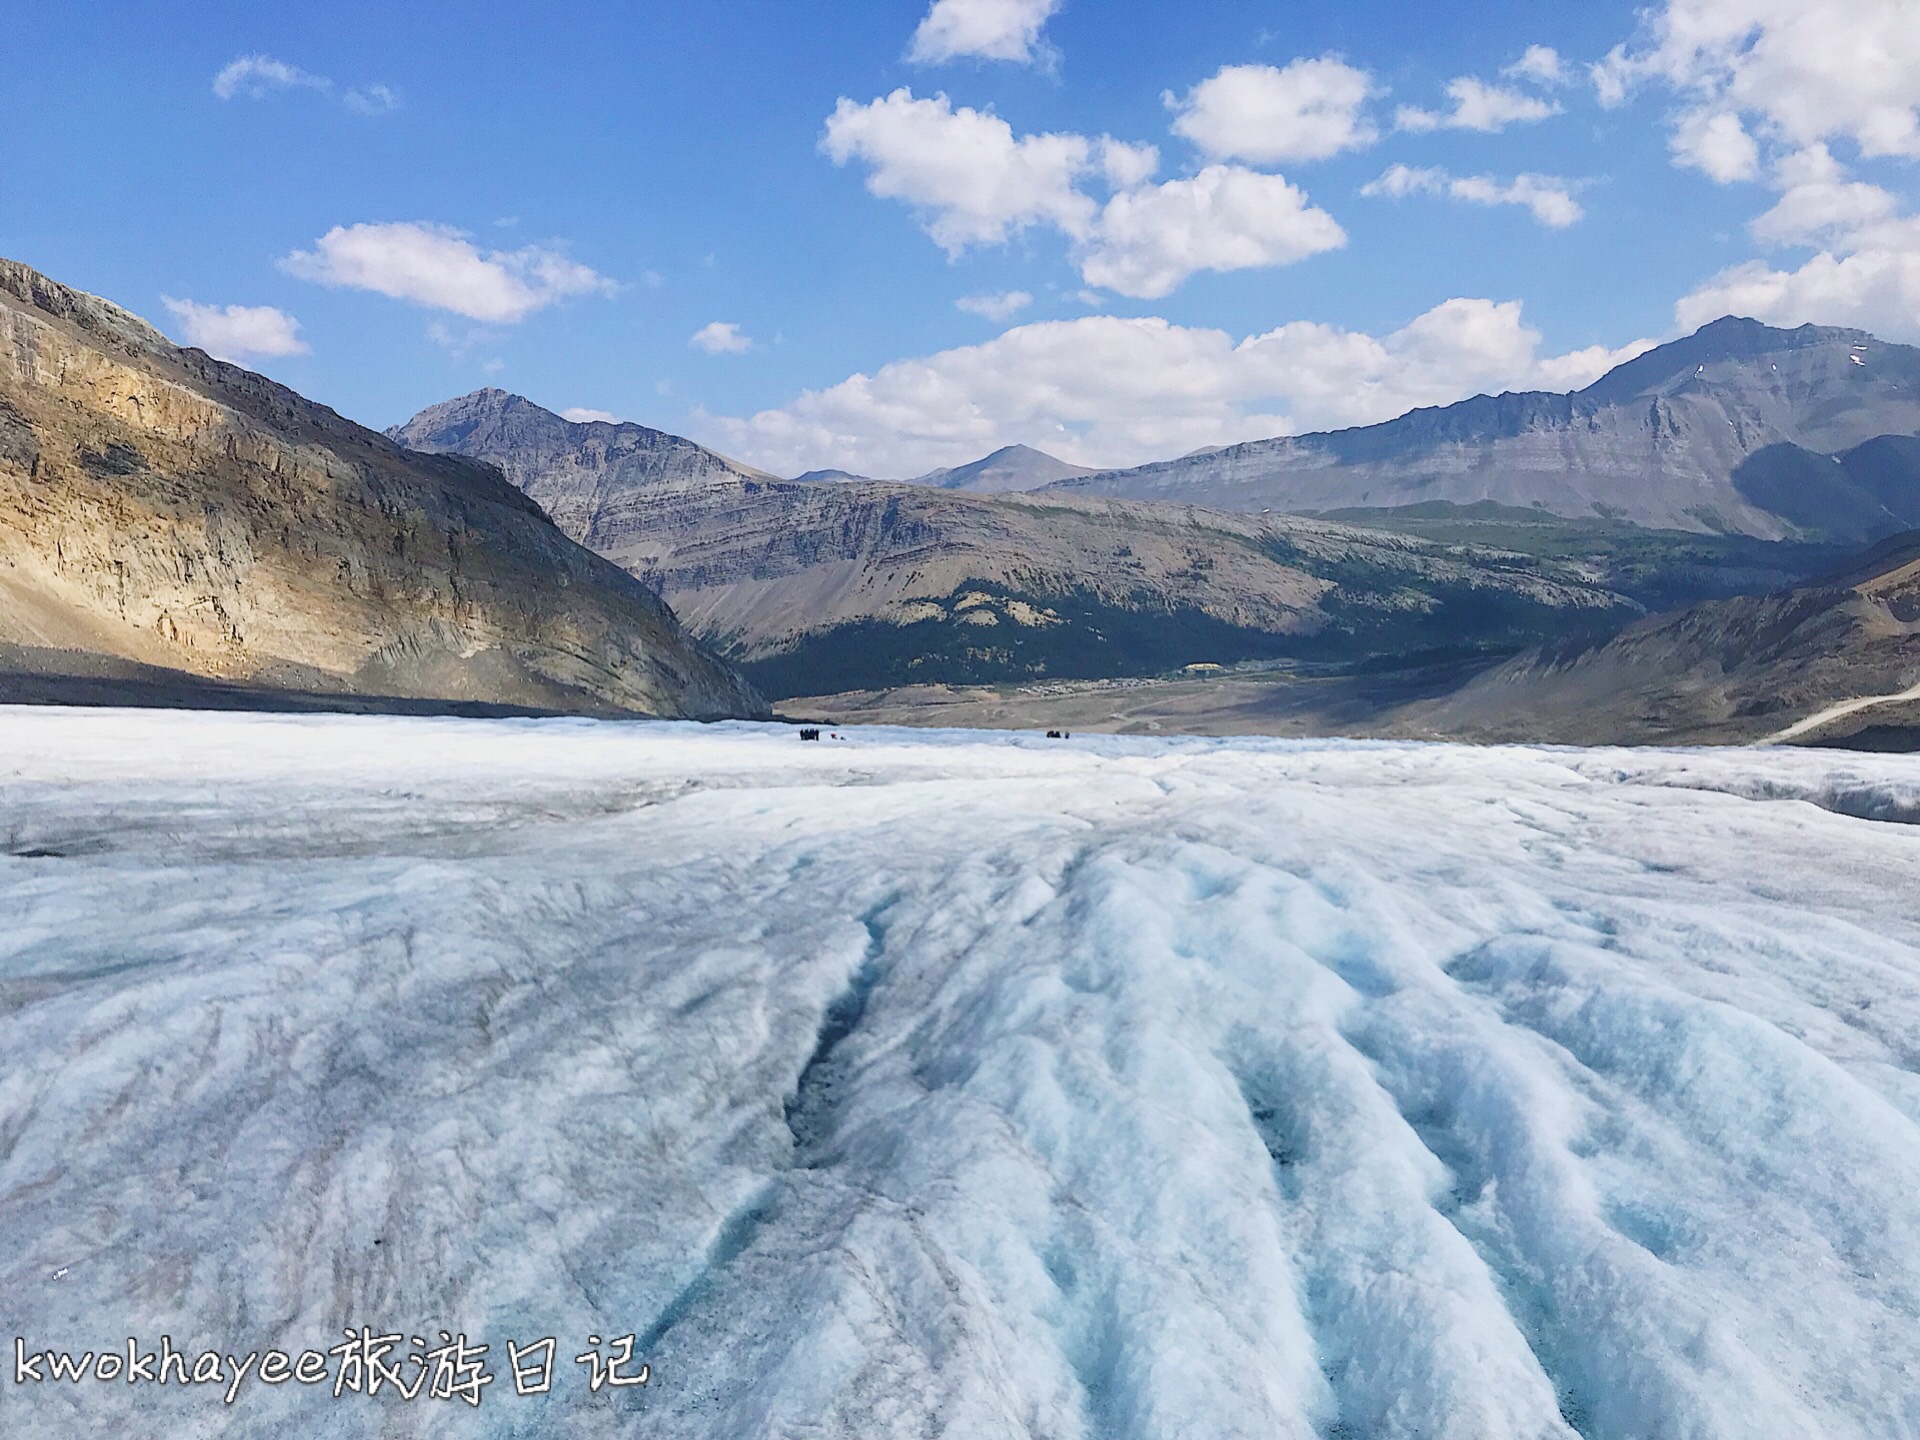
1, 707, 1917, 1439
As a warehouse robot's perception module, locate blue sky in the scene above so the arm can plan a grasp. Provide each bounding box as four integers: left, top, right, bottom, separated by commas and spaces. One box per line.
5, 0, 1917, 476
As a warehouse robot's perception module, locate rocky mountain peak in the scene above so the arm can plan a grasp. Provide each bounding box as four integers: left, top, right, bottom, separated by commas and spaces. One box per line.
913, 442, 1096, 494
0, 258, 172, 361
1578, 316, 1887, 406
391, 389, 777, 550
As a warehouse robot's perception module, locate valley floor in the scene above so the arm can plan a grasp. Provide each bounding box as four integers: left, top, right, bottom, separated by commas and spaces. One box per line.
2, 709, 1919, 1438
779, 662, 1920, 753
775, 657, 1493, 740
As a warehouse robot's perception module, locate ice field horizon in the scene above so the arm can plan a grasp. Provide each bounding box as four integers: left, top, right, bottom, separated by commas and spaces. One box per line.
3, 706, 1919, 1438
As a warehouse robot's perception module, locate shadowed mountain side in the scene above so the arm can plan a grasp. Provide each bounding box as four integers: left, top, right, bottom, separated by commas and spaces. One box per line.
1393, 531, 1920, 748
1049, 319, 1920, 542
1732, 436, 1920, 536
0, 259, 763, 718
0, 641, 610, 718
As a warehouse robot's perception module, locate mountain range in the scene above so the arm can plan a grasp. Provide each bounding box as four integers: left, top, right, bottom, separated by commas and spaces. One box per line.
392, 389, 1646, 699
1048, 318, 1920, 543
8, 251, 1916, 746
0, 260, 761, 718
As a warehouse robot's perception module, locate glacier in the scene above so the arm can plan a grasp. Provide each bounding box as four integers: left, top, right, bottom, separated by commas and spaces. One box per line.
1, 706, 1918, 1439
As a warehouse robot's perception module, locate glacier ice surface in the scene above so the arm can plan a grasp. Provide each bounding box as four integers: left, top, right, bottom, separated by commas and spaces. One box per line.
1, 708, 1918, 1438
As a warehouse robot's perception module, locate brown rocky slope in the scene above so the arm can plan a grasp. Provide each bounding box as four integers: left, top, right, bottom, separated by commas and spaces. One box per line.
1395, 530, 1920, 747
0, 259, 762, 718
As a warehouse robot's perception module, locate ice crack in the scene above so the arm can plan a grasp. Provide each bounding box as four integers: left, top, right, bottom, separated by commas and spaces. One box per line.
783, 900, 892, 1160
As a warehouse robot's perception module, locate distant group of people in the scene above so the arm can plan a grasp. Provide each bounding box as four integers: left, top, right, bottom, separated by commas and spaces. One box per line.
798, 727, 1071, 741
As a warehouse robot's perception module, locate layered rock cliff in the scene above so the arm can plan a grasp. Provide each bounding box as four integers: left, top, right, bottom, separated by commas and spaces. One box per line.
0, 259, 763, 718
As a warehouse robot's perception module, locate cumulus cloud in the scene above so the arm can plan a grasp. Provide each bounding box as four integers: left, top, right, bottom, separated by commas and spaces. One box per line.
1165, 59, 1379, 165
160, 298, 310, 361
691, 322, 754, 354
1397, 78, 1561, 134
212, 54, 399, 113
697, 299, 1656, 478
908, 0, 1062, 66
280, 223, 612, 323
821, 90, 1098, 252
1749, 146, 1899, 246
956, 290, 1034, 321
1100, 139, 1160, 190
1083, 166, 1347, 298
1505, 46, 1567, 87
1535, 339, 1662, 390
1670, 110, 1761, 183
1679, 143, 1920, 342
1678, 233, 1920, 340
823, 89, 1346, 297
561, 408, 621, 424
1598, 0, 1920, 168
1363, 165, 1584, 229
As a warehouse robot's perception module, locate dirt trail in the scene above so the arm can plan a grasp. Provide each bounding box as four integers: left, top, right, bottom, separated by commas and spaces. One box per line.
1764, 679, 1920, 744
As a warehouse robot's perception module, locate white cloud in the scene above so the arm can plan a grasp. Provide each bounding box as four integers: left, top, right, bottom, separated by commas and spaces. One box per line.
1750, 146, 1899, 246
956, 290, 1034, 321
1100, 139, 1160, 190
1397, 77, 1561, 134
1363, 164, 1584, 229
1535, 338, 1662, 390
1590, 47, 1635, 109
691, 322, 754, 354
1166, 59, 1380, 165
280, 223, 612, 323
1599, 0, 1920, 168
823, 90, 1346, 298
907, 0, 1062, 66
344, 84, 401, 116
561, 408, 621, 424
212, 55, 329, 100
1679, 149, 1920, 342
212, 54, 398, 113
1671, 110, 1760, 183
821, 89, 1097, 253
160, 298, 310, 361
1082, 166, 1347, 298
698, 299, 1656, 478
1448, 174, 1584, 229
425, 320, 497, 359
1505, 46, 1567, 87
1677, 235, 1920, 340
